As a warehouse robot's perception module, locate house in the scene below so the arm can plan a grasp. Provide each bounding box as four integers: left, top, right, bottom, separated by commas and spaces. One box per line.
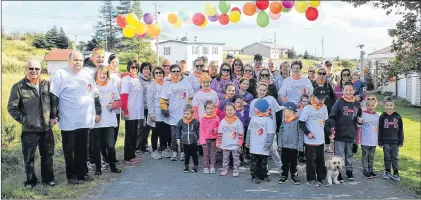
223, 46, 241, 55
157, 40, 225, 71
241, 42, 289, 59
367, 45, 420, 106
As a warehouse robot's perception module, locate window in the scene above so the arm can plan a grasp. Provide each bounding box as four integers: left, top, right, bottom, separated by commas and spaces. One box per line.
192, 46, 199, 54
164, 47, 171, 55
212, 47, 218, 55
203, 47, 209, 55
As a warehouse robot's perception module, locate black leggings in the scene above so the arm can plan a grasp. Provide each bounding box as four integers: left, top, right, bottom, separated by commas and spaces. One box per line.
184, 144, 198, 167
93, 127, 117, 171
124, 120, 138, 161
155, 121, 171, 151
102, 114, 120, 163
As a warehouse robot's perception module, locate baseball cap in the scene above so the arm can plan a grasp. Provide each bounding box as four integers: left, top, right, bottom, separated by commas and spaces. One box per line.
279, 102, 297, 112
226, 53, 234, 59
255, 98, 269, 113
313, 86, 328, 99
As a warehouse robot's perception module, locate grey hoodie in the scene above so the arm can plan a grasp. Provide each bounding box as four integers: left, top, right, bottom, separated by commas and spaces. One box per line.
138, 74, 152, 109
278, 118, 304, 151
176, 118, 200, 145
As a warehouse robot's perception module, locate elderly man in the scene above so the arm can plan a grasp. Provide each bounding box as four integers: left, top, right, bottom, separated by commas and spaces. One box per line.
8, 59, 56, 189
186, 57, 204, 93
50, 50, 102, 185
268, 59, 280, 78
83, 48, 105, 77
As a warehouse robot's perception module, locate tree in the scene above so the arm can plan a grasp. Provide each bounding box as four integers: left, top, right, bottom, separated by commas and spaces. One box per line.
132, 0, 143, 19
340, 60, 353, 69
335, 56, 340, 61
77, 41, 87, 51
86, 38, 100, 51
56, 27, 69, 49
45, 25, 59, 49
343, 1, 421, 77
116, 0, 131, 15
93, 0, 119, 51
287, 47, 297, 59
303, 50, 310, 59
33, 35, 48, 49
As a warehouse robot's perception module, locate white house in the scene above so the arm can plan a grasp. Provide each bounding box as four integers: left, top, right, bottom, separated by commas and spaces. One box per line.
241, 42, 289, 59
158, 40, 225, 71
367, 45, 420, 106
223, 46, 241, 55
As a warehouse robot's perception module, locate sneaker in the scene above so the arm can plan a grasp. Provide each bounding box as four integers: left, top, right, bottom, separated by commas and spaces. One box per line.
383, 171, 392, 180
142, 149, 151, 154
191, 166, 198, 173
209, 167, 216, 174
307, 180, 320, 187
163, 149, 172, 158
80, 174, 93, 182
291, 176, 300, 185
183, 166, 189, 173
220, 169, 228, 176
151, 151, 162, 160
87, 162, 95, 171
233, 167, 240, 177
171, 152, 178, 161
179, 152, 185, 161
337, 173, 345, 183
43, 181, 55, 187
346, 171, 354, 181
278, 175, 288, 184
203, 168, 210, 174
24, 183, 36, 189
363, 172, 373, 179
68, 179, 83, 185
94, 171, 102, 176
101, 161, 109, 171
135, 150, 142, 155
392, 173, 401, 181
252, 178, 261, 184
263, 176, 271, 182
370, 171, 377, 178
125, 158, 140, 165
320, 179, 330, 187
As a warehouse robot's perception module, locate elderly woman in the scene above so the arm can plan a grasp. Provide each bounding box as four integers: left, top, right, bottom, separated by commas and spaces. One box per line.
208, 60, 219, 79
210, 62, 239, 100
279, 60, 314, 106
258, 68, 278, 100
307, 66, 317, 81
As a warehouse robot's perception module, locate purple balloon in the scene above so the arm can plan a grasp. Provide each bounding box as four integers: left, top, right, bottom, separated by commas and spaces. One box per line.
143, 13, 154, 25
282, 0, 295, 9
208, 14, 219, 22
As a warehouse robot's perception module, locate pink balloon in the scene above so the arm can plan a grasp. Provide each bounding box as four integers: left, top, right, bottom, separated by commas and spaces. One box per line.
269, 12, 281, 20
282, 0, 295, 9
136, 33, 146, 38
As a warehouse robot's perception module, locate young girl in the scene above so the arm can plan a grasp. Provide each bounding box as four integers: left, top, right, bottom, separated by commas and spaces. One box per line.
297, 94, 310, 163
217, 102, 244, 177
329, 81, 362, 182
192, 74, 219, 120
176, 105, 200, 173
246, 98, 275, 184
217, 83, 236, 119
200, 100, 220, 174
234, 95, 250, 164
358, 96, 379, 179
238, 77, 254, 106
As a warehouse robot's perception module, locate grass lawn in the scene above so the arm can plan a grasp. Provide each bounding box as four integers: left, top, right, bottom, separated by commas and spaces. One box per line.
354, 94, 421, 196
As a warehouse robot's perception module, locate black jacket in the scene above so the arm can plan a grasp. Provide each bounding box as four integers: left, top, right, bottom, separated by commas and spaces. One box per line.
8, 78, 52, 132
247, 78, 257, 98
176, 118, 200, 145
312, 80, 336, 114
378, 112, 404, 146
328, 98, 362, 142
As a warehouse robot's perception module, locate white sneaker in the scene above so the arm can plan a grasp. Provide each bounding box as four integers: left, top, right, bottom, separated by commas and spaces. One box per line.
151, 151, 162, 160
163, 149, 172, 158
171, 152, 178, 161
179, 152, 185, 161
203, 168, 210, 174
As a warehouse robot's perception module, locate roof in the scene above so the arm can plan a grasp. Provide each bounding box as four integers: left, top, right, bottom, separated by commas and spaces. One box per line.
158, 40, 225, 46
368, 42, 412, 56
223, 46, 239, 51
44, 49, 74, 61
242, 42, 288, 50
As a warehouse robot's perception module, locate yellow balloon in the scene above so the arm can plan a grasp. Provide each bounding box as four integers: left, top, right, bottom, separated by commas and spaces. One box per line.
200, 18, 208, 28
173, 19, 182, 28
135, 23, 148, 35
147, 23, 161, 38
309, 0, 321, 8
126, 13, 139, 26
229, 10, 241, 23
204, 3, 217, 16
295, 1, 309, 13
123, 25, 136, 38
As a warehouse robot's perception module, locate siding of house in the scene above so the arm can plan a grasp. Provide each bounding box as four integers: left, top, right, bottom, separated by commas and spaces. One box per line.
158, 42, 187, 66
187, 44, 223, 71
242, 44, 270, 58
406, 75, 413, 104
47, 61, 68, 75
397, 75, 406, 98
416, 76, 420, 106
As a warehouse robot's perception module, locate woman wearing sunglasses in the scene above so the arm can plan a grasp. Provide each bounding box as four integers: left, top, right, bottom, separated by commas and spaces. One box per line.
232, 58, 244, 80
334, 69, 352, 99
307, 66, 317, 81
259, 69, 278, 100
210, 62, 239, 100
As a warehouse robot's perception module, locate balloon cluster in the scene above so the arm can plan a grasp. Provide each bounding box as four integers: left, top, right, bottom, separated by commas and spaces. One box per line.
116, 13, 161, 38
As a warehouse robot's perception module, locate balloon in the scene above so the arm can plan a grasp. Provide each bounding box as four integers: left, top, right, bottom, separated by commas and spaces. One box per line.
208, 14, 219, 22
167, 13, 178, 24
243, 2, 256, 16
147, 23, 161, 37
219, 14, 229, 25
200, 18, 208, 28
205, 3, 217, 16
309, 0, 321, 8
219, 1, 231, 14
270, 2, 283, 14
282, 0, 295, 9
126, 13, 139, 26
172, 19, 182, 28
116, 15, 127, 28
269, 11, 281, 20
178, 10, 189, 22
295, 1, 308, 13
123, 25, 135, 38
229, 10, 241, 23
135, 23, 148, 35
256, 0, 269, 10
192, 13, 206, 26
256, 11, 269, 28
282, 7, 291, 12
305, 7, 318, 21
135, 33, 146, 39
231, 7, 241, 14
143, 13, 154, 25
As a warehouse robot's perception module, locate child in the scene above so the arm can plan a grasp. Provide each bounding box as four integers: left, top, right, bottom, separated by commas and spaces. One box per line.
238, 77, 254, 105
216, 102, 244, 177
297, 94, 310, 163
199, 100, 220, 174
379, 97, 404, 181
352, 71, 364, 103
278, 102, 303, 185
217, 83, 236, 119
246, 99, 275, 184
192, 74, 219, 120
234, 94, 250, 164
176, 104, 200, 173
359, 96, 380, 179
299, 86, 330, 187
328, 82, 362, 182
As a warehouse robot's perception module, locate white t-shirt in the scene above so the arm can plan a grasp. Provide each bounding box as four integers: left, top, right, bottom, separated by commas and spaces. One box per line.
95, 83, 120, 128
192, 90, 219, 120
121, 76, 144, 120
50, 68, 98, 131
161, 79, 194, 125
218, 118, 244, 150
146, 81, 165, 123
248, 116, 275, 155
279, 76, 314, 105
249, 96, 280, 130
109, 72, 122, 114
185, 74, 201, 93
299, 105, 328, 145
360, 112, 380, 146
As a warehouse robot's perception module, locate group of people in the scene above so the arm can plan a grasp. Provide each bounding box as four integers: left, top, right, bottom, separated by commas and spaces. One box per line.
8, 50, 404, 189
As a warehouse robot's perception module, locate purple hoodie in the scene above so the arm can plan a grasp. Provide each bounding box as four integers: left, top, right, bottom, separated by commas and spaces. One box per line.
210, 77, 239, 100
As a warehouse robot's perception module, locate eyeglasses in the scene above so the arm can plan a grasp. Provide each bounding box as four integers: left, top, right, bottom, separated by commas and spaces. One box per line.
260, 74, 270, 77
171, 70, 181, 73
326, 64, 332, 67
308, 71, 315, 73
234, 63, 242, 66
318, 72, 326, 75
162, 65, 170, 67
244, 69, 252, 73
195, 65, 204, 68
28, 68, 41, 71
342, 73, 350, 77
154, 71, 164, 75
222, 68, 231, 72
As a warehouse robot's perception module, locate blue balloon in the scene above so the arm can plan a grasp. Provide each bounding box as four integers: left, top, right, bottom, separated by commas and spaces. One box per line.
178, 10, 189, 22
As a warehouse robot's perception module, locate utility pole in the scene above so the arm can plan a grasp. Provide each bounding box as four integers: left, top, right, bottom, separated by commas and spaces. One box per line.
357, 44, 365, 81
74, 34, 78, 50
154, 2, 160, 66
321, 36, 324, 61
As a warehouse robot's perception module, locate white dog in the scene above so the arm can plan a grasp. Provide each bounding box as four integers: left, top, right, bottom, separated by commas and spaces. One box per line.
325, 156, 344, 186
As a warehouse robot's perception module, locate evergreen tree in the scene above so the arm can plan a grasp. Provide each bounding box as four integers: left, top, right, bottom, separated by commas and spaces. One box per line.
56, 27, 69, 49
116, 0, 131, 15
86, 38, 100, 51
287, 47, 297, 59
33, 35, 48, 49
303, 50, 309, 60
93, 0, 119, 51
132, 0, 143, 19
45, 25, 59, 49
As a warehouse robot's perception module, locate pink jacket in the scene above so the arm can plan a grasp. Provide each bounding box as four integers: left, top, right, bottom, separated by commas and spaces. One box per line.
199, 115, 221, 145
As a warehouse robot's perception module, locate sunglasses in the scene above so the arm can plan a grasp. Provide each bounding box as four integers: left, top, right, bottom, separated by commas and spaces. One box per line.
28, 68, 41, 71
244, 69, 252, 73
203, 70, 209, 73
234, 63, 242, 66
195, 65, 204, 68
342, 73, 350, 77
222, 68, 231, 72
318, 72, 326, 75
154, 71, 164, 75
171, 70, 181, 73
130, 66, 139, 69
308, 71, 315, 73
162, 65, 170, 67
326, 64, 332, 67
260, 74, 270, 77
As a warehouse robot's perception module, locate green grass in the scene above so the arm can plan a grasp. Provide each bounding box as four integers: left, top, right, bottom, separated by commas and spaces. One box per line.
1, 39, 48, 73
354, 94, 421, 197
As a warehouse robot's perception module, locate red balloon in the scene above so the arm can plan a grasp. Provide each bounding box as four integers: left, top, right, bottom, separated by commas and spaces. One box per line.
116, 15, 127, 28
231, 7, 242, 14
192, 13, 206, 26
256, 0, 269, 10
305, 7, 318, 21
219, 14, 229, 25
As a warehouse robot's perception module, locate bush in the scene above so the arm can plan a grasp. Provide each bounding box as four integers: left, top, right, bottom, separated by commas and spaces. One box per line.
118, 52, 138, 64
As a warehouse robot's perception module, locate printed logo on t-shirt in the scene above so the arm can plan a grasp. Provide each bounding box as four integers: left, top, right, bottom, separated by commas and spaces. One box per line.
180, 91, 187, 99
231, 131, 237, 139
87, 84, 92, 91
318, 119, 325, 126
342, 106, 358, 117
110, 92, 115, 100
383, 118, 398, 128
301, 88, 308, 95
374, 127, 378, 133
255, 128, 264, 136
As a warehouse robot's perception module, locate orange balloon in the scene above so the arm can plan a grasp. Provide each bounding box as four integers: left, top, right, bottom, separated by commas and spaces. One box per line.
167, 13, 178, 24
270, 2, 283, 14
147, 23, 161, 38
243, 2, 256, 16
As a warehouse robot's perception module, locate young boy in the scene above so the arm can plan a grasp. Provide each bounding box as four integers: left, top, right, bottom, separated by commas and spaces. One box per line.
176, 105, 200, 173
299, 86, 330, 187
379, 97, 404, 181
352, 71, 365, 103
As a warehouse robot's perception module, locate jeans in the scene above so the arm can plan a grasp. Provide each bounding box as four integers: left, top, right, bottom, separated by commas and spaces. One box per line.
334, 140, 354, 172
62, 129, 89, 180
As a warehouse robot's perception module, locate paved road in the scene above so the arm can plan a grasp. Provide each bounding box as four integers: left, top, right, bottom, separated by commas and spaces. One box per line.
87, 150, 416, 199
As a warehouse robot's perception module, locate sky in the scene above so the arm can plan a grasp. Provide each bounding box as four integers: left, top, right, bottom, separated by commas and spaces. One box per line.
1, 1, 403, 59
